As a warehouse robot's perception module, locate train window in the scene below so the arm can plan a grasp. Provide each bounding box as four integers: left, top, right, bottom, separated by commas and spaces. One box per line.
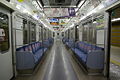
53, 32, 55, 37
0, 12, 9, 52
83, 24, 88, 42
57, 33, 59, 35
39, 27, 42, 41
62, 32, 64, 37
44, 29, 47, 40
30, 22, 36, 42
23, 19, 28, 44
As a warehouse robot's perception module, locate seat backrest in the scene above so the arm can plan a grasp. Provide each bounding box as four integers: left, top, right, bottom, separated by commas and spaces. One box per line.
77, 41, 85, 51
75, 41, 104, 53
31, 43, 36, 53
16, 47, 25, 52
43, 40, 50, 48
16, 41, 43, 54
24, 45, 32, 52
28, 45, 32, 51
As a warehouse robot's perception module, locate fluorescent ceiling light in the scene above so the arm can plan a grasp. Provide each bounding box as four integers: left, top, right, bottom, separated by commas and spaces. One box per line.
23, 9, 27, 13
97, 4, 104, 10
40, 19, 48, 28
32, 1, 42, 11
77, 26, 79, 28
16, 4, 21, 9
112, 18, 120, 22
70, 24, 74, 28
80, 4, 104, 21
33, 14, 39, 20
93, 21, 97, 24
10, 2, 14, 5
0, 17, 4, 20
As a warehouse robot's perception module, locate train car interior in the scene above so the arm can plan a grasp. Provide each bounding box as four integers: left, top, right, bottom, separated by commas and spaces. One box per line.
0, 0, 120, 80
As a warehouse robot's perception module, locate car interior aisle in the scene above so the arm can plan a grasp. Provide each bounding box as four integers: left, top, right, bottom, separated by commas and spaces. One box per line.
15, 38, 78, 80
1, 1, 120, 80
15, 38, 107, 80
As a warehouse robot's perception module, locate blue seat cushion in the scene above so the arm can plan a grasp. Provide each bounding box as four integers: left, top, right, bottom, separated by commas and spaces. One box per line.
65, 42, 69, 46
74, 48, 83, 55
43, 40, 50, 47
44, 48, 48, 52
71, 48, 75, 52
34, 49, 43, 63
74, 48, 87, 63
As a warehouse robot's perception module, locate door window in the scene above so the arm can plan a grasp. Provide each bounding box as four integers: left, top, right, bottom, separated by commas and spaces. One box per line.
0, 12, 9, 52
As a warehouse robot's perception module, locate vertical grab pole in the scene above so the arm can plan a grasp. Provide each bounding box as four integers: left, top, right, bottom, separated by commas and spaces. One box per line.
104, 11, 112, 79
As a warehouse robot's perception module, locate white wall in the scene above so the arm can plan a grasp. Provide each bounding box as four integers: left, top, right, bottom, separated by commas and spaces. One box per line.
97, 30, 104, 46
15, 16, 23, 48
36, 25, 40, 41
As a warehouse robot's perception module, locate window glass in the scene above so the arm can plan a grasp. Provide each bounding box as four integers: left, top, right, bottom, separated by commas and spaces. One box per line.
39, 27, 42, 41
53, 32, 55, 37
0, 12, 9, 52
30, 22, 36, 42
23, 19, 28, 44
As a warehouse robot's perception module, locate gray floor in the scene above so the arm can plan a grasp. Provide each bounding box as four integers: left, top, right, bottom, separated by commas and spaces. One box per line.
111, 46, 120, 63
110, 63, 120, 80
15, 39, 107, 80
110, 46, 120, 80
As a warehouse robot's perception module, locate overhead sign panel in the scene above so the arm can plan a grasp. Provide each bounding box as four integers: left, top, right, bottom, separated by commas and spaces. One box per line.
49, 18, 59, 25
44, 8, 76, 18
59, 19, 69, 25
68, 8, 76, 17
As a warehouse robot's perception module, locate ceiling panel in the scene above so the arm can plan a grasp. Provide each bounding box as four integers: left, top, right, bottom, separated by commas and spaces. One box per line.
39, 0, 81, 7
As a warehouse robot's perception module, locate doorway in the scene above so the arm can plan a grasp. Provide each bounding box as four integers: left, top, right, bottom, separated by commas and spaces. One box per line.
109, 6, 120, 80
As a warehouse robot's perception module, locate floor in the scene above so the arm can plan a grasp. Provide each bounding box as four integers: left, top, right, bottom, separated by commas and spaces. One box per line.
110, 63, 120, 80
111, 46, 120, 65
15, 39, 107, 80
110, 46, 120, 80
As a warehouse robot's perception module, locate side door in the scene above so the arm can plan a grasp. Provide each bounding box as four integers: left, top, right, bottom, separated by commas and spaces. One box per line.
0, 5, 13, 80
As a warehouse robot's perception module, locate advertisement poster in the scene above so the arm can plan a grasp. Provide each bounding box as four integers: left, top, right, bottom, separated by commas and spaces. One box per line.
68, 8, 76, 17
49, 18, 59, 25
96, 16, 104, 29
59, 19, 69, 25
44, 8, 75, 18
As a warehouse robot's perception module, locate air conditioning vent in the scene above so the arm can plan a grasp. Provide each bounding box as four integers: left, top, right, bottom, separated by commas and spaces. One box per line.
55, 0, 65, 3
